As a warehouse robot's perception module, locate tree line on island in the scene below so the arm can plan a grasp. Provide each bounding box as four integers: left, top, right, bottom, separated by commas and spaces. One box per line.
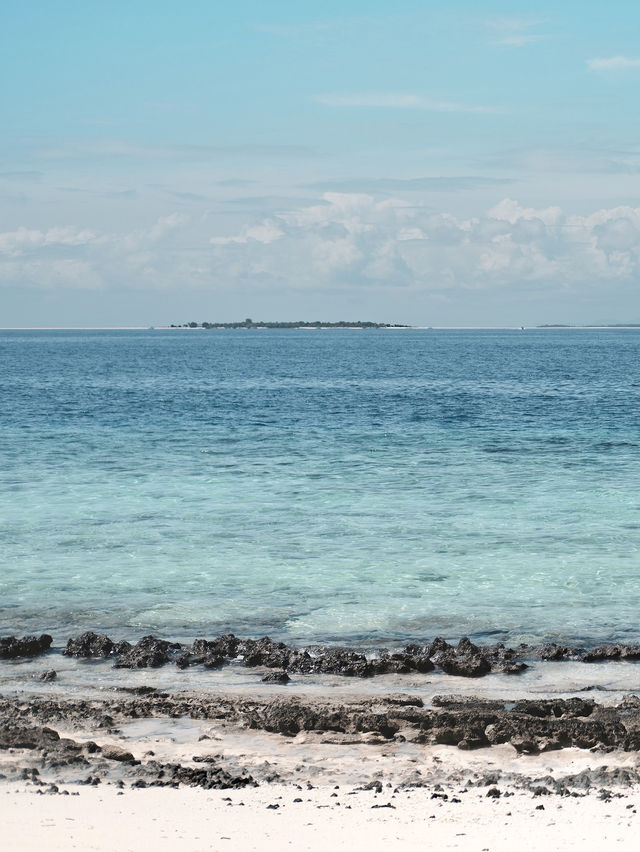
170, 318, 409, 329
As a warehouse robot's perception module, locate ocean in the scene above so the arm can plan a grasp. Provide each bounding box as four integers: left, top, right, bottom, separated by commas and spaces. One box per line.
1, 327, 639, 648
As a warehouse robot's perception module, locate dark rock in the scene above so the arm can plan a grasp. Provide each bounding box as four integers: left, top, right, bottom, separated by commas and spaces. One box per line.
499, 662, 529, 674
116, 686, 158, 696
0, 724, 60, 750
132, 760, 257, 790
64, 632, 114, 658
583, 644, 640, 663
101, 745, 134, 762
177, 649, 224, 670
426, 637, 452, 657
113, 636, 182, 668
511, 699, 594, 718
432, 638, 491, 678
486, 787, 501, 798
239, 637, 291, 669
537, 737, 563, 753
383, 694, 424, 708
38, 670, 57, 681
370, 654, 412, 675
261, 671, 290, 684
202, 654, 226, 669
192, 635, 240, 658
537, 643, 578, 661
312, 650, 373, 678
393, 646, 436, 673
354, 713, 398, 739
0, 634, 52, 659
281, 648, 375, 678
483, 643, 528, 674
369, 651, 433, 675
432, 696, 505, 711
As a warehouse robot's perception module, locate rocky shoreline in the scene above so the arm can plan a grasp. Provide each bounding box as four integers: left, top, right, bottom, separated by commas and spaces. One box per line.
3, 687, 640, 794
4, 629, 640, 803
4, 630, 640, 680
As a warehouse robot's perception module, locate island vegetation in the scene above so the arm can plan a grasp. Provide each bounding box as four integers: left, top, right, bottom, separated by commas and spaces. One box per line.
169, 318, 410, 329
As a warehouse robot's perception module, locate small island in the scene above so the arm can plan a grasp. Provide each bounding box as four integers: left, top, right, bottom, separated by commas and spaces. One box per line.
169, 318, 410, 329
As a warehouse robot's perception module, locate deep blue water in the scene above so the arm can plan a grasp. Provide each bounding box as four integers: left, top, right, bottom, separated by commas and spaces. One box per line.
1, 328, 639, 646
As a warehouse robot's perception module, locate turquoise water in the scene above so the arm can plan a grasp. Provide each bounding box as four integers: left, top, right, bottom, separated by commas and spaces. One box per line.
1, 328, 639, 646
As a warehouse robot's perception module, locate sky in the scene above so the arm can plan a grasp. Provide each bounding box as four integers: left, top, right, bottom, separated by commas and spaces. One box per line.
2, 0, 640, 326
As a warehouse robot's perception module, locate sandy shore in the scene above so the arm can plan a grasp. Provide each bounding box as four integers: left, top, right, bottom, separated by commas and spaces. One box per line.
3, 682, 640, 850
4, 782, 639, 852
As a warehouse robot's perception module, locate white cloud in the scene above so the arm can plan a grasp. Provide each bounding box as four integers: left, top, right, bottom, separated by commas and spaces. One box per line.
0, 226, 97, 256
211, 220, 284, 246
587, 56, 640, 71
2, 199, 640, 298
205, 194, 640, 292
314, 93, 501, 114
489, 198, 563, 226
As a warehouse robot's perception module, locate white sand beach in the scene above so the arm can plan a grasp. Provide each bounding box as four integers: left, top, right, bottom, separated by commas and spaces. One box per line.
4, 782, 639, 852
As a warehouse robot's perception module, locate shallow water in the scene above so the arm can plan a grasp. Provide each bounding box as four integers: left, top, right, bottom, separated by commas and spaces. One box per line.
2, 651, 639, 707
1, 328, 639, 646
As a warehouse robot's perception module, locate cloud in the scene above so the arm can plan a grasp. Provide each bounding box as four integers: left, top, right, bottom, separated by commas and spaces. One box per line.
0, 226, 98, 257
211, 220, 284, 246
487, 17, 547, 47
587, 56, 640, 71
0, 214, 191, 291
205, 195, 640, 293
314, 93, 501, 114
2, 198, 640, 299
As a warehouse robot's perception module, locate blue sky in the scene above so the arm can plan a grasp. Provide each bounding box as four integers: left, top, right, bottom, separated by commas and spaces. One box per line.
2, 1, 640, 325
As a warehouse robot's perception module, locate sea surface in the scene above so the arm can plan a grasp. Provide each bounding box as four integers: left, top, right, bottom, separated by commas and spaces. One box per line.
1, 328, 639, 648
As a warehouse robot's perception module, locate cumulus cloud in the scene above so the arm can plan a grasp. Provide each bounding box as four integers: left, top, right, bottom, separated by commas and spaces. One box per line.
0, 215, 191, 290
587, 56, 640, 71
2, 198, 640, 298
206, 195, 640, 293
